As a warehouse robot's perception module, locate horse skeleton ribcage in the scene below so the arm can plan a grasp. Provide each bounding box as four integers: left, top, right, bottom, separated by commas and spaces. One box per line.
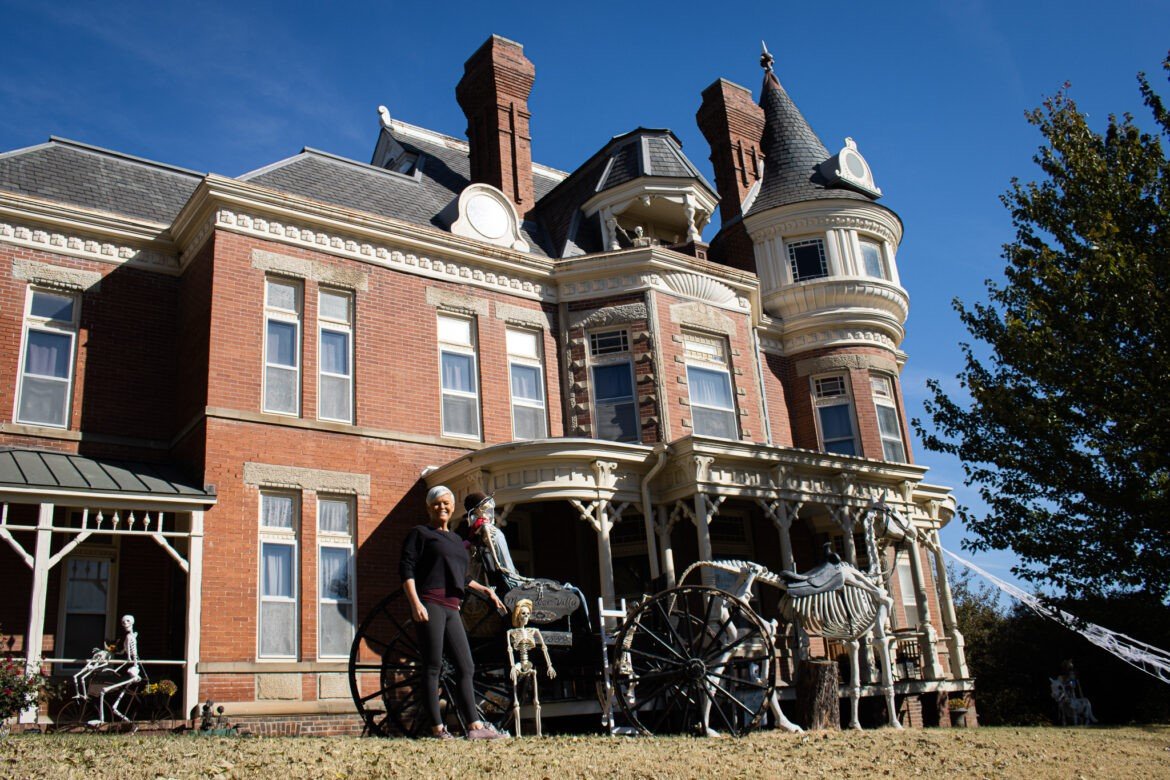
779, 584, 878, 641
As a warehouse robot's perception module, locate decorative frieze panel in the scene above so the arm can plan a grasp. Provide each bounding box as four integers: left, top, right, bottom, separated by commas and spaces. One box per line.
751, 213, 899, 245
495, 301, 552, 330
559, 274, 644, 300
425, 287, 490, 316
794, 353, 900, 377
243, 462, 371, 496
782, 327, 898, 353
568, 303, 648, 330
251, 249, 370, 291
668, 301, 737, 335
657, 272, 738, 306
0, 220, 178, 272
11, 259, 103, 292
216, 208, 548, 300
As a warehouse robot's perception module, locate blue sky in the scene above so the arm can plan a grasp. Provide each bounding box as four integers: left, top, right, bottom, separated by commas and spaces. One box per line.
3, 0, 1167, 591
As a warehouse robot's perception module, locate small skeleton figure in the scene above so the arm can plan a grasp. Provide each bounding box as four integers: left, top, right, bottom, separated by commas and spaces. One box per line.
72, 645, 113, 699
465, 492, 518, 578
92, 614, 141, 724
506, 598, 556, 737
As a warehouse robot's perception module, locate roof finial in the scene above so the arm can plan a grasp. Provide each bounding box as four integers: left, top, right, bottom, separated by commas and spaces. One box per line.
760, 41, 774, 74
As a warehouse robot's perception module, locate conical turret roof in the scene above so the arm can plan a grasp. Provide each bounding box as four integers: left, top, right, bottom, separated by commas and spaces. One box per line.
745, 69, 874, 216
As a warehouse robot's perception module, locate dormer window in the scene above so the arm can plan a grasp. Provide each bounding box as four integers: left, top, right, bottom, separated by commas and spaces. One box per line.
787, 237, 828, 282
386, 151, 418, 175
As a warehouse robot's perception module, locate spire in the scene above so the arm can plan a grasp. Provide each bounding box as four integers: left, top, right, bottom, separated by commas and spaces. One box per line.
745, 52, 872, 216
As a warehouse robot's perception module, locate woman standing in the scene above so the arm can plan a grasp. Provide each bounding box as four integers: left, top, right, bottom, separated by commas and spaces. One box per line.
401, 485, 508, 739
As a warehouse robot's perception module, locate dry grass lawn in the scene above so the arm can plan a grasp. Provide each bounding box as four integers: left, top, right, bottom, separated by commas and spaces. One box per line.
2, 726, 1168, 779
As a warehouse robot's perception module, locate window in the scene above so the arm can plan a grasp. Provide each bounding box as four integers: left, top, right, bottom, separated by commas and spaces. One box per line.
859, 238, 886, 279
812, 375, 858, 455
683, 334, 737, 439
259, 492, 298, 658
589, 329, 638, 443
318, 496, 354, 658
387, 152, 418, 175
59, 557, 112, 665
16, 288, 78, 427
507, 328, 547, 440
871, 375, 907, 462
318, 289, 353, 423
896, 560, 919, 628
264, 278, 302, 416
438, 314, 480, 438
787, 237, 828, 282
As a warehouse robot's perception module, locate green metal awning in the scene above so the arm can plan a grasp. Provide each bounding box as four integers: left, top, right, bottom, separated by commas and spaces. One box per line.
0, 447, 215, 505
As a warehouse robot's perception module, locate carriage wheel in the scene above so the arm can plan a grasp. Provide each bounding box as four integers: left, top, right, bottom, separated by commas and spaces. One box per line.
348, 588, 512, 737
613, 585, 775, 737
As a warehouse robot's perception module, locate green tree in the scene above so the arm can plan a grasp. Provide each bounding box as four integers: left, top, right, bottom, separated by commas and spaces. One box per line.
918, 56, 1170, 598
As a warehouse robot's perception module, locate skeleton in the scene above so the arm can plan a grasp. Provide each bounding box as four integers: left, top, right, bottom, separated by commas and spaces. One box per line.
72, 646, 114, 700
681, 499, 917, 731
505, 599, 556, 737
88, 614, 142, 724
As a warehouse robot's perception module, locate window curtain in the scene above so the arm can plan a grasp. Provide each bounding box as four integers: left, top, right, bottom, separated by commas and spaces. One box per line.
319, 500, 350, 534
320, 330, 349, 375
262, 543, 293, 597
688, 366, 732, 408
441, 351, 474, 392
26, 330, 70, 377
262, 495, 295, 529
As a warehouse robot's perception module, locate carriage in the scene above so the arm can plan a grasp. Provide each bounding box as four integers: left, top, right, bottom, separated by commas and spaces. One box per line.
347, 497, 915, 737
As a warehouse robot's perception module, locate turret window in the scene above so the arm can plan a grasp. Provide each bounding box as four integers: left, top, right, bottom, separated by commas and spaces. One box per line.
812, 374, 858, 455
860, 239, 887, 279
787, 238, 828, 282
871, 375, 907, 462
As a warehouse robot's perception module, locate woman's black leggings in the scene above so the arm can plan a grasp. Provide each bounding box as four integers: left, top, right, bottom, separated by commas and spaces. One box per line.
417, 600, 478, 729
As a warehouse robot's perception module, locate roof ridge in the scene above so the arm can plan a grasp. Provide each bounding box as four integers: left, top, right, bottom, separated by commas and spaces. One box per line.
46, 136, 206, 178
387, 116, 567, 181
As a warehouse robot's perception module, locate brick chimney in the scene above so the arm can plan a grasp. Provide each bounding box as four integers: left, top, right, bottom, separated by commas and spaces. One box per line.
696, 79, 765, 225
455, 35, 537, 218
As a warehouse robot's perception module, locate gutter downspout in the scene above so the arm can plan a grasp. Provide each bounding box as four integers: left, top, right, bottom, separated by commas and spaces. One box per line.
641, 443, 668, 582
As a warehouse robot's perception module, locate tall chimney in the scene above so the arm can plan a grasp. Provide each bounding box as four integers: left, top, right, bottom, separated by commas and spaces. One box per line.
455, 35, 537, 217
696, 79, 765, 225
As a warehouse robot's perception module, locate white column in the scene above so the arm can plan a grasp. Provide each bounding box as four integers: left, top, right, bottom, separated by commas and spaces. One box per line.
656, 506, 676, 588
928, 530, 969, 679
776, 501, 797, 572
595, 500, 616, 611
907, 538, 944, 679
183, 510, 205, 720
693, 494, 714, 586
835, 506, 857, 565
21, 502, 54, 723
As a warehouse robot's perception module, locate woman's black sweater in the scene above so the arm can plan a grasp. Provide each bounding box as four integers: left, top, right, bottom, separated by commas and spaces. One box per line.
399, 524, 470, 598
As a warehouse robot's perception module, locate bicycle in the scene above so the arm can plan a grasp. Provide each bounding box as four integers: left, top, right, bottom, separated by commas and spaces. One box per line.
53, 667, 177, 733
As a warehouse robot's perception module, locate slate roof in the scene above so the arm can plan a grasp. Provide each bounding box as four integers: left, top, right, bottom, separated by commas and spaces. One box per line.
746, 72, 873, 216
0, 138, 203, 223
0, 447, 213, 500
244, 125, 556, 255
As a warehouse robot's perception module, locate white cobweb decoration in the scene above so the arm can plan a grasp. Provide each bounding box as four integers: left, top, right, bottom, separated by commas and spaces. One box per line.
944, 547, 1170, 685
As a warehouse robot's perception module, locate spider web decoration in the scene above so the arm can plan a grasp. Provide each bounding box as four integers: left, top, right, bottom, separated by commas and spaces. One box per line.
944, 548, 1170, 685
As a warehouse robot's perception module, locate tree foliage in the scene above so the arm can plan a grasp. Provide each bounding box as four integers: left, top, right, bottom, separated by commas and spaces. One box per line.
918, 56, 1170, 598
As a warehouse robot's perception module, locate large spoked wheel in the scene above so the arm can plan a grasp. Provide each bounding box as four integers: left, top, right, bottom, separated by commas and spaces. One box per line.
348, 588, 512, 737
613, 585, 775, 737
52, 698, 94, 733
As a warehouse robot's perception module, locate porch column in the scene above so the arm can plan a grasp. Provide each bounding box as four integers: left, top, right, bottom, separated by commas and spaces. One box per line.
758, 498, 799, 572
926, 529, 969, 679
655, 506, 676, 588
691, 494, 725, 586
22, 502, 53, 723
833, 506, 857, 565
906, 537, 944, 679
184, 510, 205, 720
595, 499, 616, 610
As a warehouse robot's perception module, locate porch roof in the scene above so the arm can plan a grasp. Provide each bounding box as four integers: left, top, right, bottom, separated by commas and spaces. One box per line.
0, 447, 214, 505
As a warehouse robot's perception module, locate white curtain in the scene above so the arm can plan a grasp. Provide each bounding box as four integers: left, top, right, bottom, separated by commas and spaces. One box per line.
262, 495, 295, 529
318, 499, 350, 534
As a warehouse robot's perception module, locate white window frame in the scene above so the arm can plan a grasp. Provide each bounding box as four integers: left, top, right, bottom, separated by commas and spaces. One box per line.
317, 288, 354, 424
589, 328, 639, 444
871, 374, 907, 462
506, 328, 547, 440
437, 313, 481, 439
55, 548, 118, 672
786, 236, 829, 282
15, 287, 79, 428
811, 374, 859, 456
896, 560, 919, 628
258, 491, 299, 660
683, 333, 738, 440
317, 495, 355, 660
857, 236, 888, 279
263, 278, 302, 417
